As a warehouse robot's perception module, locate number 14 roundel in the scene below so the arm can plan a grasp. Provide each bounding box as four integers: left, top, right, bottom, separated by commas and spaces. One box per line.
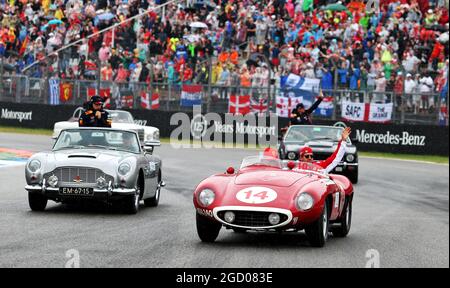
236, 187, 278, 204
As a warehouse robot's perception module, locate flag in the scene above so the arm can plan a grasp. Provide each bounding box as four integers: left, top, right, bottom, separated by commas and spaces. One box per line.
276, 95, 303, 118
180, 84, 203, 107
121, 96, 134, 109
99, 88, 111, 108
87, 87, 96, 99
141, 91, 160, 110
19, 36, 28, 56
251, 98, 268, 115
313, 96, 334, 118
49, 78, 60, 105
59, 82, 73, 102
228, 95, 251, 115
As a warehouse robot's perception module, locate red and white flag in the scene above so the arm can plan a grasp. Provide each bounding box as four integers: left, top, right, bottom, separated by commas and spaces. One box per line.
141, 91, 160, 110
87, 88, 111, 108
276, 96, 303, 118
228, 95, 251, 115
251, 98, 268, 115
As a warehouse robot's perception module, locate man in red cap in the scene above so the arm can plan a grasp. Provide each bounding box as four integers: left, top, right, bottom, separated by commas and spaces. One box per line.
299, 127, 351, 173
263, 147, 279, 159
79, 95, 112, 128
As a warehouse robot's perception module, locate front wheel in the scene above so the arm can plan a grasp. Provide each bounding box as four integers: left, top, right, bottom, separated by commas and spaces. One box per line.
28, 192, 48, 211
305, 204, 329, 247
196, 214, 221, 243
144, 171, 161, 207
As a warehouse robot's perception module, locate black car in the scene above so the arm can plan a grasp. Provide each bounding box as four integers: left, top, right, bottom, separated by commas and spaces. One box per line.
279, 125, 359, 183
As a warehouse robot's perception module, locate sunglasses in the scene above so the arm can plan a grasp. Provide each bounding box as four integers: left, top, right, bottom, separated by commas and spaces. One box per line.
303, 154, 314, 159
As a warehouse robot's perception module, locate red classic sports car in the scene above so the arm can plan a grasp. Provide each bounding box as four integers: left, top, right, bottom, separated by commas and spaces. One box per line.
193, 155, 354, 247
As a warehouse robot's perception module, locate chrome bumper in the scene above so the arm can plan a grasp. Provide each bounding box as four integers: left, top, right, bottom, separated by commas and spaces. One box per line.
24, 185, 136, 195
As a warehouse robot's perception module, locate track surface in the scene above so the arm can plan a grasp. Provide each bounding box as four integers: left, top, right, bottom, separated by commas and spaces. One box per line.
0, 133, 448, 268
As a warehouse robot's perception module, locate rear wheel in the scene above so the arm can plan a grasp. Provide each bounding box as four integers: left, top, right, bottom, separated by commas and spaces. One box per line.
196, 214, 221, 243
332, 197, 352, 237
305, 204, 329, 247
28, 192, 48, 211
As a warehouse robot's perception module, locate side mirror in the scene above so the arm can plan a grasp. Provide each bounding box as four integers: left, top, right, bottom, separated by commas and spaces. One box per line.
143, 141, 160, 154
287, 161, 296, 170
226, 167, 235, 175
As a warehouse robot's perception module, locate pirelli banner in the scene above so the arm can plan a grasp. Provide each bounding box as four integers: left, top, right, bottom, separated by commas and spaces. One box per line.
0, 102, 448, 156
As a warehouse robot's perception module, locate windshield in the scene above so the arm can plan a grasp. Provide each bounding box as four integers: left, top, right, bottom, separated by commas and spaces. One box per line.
240, 156, 282, 169
285, 126, 345, 143
108, 111, 134, 124
54, 129, 140, 153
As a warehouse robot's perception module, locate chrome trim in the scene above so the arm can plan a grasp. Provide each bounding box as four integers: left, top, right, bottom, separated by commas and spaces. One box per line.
212, 206, 293, 230
25, 185, 136, 195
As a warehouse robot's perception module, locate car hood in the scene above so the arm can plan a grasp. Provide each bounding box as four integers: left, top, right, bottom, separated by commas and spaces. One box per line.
42, 149, 135, 175
234, 169, 308, 187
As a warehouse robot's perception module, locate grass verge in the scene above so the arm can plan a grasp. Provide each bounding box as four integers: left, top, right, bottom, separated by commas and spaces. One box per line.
1, 125, 447, 164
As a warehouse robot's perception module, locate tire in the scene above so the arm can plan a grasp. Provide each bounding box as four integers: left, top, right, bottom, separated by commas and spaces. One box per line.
332, 197, 352, 238
28, 192, 48, 211
305, 204, 329, 248
196, 214, 221, 243
144, 170, 161, 207
347, 170, 358, 184
123, 179, 141, 214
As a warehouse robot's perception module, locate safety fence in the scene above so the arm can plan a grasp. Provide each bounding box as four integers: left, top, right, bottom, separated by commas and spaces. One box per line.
0, 75, 447, 126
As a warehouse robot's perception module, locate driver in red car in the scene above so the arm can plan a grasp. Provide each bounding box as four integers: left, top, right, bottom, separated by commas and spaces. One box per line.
299, 127, 351, 173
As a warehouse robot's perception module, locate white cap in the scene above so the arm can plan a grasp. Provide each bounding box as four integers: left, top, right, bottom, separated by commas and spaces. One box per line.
406, 73, 412, 77
428, 9, 433, 13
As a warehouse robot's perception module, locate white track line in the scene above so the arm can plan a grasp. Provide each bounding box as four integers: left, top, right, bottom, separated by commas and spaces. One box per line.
360, 156, 449, 166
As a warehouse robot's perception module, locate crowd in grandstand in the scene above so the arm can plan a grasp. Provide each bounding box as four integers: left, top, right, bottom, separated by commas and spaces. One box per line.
0, 0, 448, 113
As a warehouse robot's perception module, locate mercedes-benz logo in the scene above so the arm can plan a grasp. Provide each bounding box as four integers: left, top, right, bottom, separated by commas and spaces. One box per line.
333, 121, 348, 129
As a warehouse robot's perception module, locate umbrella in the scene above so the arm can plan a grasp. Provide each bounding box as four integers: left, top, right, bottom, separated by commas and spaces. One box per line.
48, 19, 63, 25
189, 22, 208, 29
321, 3, 350, 12
97, 12, 115, 21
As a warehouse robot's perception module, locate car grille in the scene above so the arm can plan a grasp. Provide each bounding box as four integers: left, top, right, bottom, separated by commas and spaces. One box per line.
134, 129, 145, 142
44, 167, 114, 187
217, 211, 289, 228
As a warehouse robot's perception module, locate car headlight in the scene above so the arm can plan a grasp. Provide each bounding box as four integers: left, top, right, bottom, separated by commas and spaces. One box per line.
97, 176, 107, 189
153, 130, 160, 141
47, 175, 58, 187
28, 160, 41, 173
118, 163, 131, 176
198, 189, 215, 207
296, 192, 314, 211
287, 152, 297, 160
346, 154, 355, 162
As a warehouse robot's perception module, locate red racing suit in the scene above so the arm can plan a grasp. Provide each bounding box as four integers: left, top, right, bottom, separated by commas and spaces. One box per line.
315, 140, 347, 174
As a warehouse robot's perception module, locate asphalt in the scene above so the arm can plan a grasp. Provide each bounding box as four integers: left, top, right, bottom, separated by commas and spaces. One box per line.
0, 132, 448, 268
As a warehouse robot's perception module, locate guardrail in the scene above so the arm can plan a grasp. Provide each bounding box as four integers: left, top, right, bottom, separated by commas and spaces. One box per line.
0, 75, 446, 126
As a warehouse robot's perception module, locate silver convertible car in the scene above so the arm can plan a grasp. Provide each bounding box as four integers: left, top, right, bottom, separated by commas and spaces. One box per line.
25, 128, 164, 214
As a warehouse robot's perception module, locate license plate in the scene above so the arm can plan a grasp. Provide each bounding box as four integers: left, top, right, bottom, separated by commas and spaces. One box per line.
335, 167, 343, 172
59, 187, 94, 196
